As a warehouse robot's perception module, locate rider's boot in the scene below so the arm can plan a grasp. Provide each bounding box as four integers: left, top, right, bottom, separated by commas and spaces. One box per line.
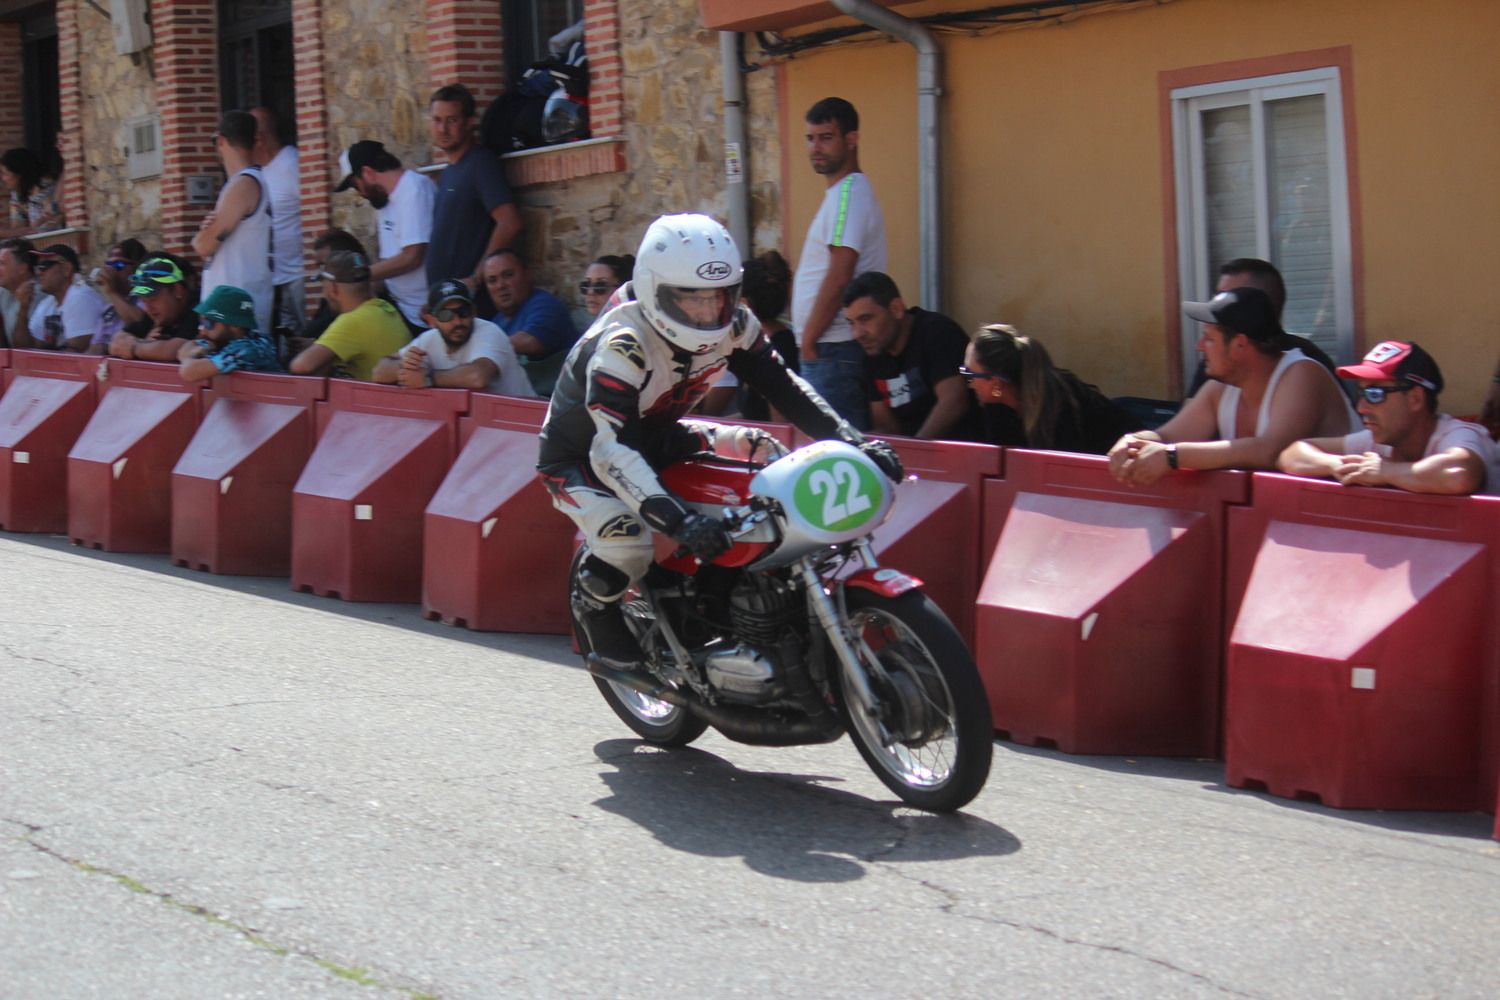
572, 556, 644, 670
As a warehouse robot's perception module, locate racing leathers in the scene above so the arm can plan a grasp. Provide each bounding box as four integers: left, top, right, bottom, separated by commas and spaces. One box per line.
538, 292, 889, 601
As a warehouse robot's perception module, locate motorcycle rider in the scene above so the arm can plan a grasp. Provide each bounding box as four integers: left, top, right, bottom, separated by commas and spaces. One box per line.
538, 213, 903, 669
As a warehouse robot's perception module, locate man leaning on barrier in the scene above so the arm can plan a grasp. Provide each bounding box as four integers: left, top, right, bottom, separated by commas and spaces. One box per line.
1109, 286, 1358, 487
1277, 340, 1499, 495
177, 285, 283, 383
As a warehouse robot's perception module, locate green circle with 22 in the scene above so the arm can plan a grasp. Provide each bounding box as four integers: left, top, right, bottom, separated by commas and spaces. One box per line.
791, 455, 885, 533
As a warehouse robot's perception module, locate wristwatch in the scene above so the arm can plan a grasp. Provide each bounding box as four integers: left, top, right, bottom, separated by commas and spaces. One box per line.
1165, 444, 1179, 470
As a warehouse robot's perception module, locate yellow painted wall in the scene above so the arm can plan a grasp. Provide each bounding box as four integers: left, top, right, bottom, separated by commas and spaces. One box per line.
781, 0, 1500, 412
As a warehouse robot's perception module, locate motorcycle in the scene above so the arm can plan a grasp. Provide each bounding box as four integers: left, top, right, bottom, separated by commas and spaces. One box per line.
576, 438, 994, 813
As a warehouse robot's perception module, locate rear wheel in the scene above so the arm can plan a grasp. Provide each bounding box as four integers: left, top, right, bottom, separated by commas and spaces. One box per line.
835, 588, 993, 812
570, 549, 709, 748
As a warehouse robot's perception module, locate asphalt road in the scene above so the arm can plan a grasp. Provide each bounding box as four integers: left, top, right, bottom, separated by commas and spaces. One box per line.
2, 532, 1497, 999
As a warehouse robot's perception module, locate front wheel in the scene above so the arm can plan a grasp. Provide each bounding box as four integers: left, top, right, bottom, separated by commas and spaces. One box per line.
834, 588, 993, 812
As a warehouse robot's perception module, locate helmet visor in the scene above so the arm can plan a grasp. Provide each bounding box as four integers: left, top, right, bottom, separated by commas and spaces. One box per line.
657, 283, 740, 332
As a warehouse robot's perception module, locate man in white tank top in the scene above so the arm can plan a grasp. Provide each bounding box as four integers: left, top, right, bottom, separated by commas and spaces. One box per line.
1110, 286, 1358, 486
193, 110, 274, 340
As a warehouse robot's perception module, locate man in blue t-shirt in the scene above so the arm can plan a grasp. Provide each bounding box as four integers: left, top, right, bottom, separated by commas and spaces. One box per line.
425, 84, 522, 288
481, 248, 577, 396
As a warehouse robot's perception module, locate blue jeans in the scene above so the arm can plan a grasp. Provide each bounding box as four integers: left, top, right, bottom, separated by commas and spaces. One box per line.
799, 340, 869, 431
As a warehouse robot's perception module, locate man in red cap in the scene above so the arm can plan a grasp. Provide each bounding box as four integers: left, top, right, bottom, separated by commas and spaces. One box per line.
1278, 340, 1497, 494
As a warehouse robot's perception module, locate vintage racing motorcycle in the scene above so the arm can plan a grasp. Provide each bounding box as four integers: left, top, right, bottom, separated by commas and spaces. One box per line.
576, 438, 993, 812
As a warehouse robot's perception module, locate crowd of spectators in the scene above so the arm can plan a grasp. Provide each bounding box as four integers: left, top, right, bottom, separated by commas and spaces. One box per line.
0, 87, 1493, 500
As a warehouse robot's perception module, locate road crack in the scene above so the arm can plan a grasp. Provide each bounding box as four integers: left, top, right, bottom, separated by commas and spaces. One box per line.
14, 830, 442, 999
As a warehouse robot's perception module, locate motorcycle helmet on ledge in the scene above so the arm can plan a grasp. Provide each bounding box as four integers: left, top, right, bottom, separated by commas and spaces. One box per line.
634, 214, 743, 355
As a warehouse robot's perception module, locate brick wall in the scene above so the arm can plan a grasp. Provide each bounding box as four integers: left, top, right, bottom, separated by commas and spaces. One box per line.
0, 22, 23, 150
55, 0, 85, 236
426, 0, 505, 106
583, 0, 623, 139
154, 0, 221, 257
294, 0, 330, 277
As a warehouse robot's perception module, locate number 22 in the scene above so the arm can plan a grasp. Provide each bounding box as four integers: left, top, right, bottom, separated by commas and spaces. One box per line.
808, 461, 872, 525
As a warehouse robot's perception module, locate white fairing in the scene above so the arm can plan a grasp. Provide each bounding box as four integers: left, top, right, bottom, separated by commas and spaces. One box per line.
749, 440, 894, 569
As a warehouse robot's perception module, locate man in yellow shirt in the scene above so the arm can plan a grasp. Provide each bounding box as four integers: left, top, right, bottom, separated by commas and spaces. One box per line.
289, 251, 409, 380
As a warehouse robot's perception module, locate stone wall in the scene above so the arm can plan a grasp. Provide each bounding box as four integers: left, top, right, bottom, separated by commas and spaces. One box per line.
76, 3, 161, 256
514, 0, 784, 305
322, 0, 432, 254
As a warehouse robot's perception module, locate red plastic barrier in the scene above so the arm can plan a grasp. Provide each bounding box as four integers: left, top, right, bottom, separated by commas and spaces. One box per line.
68, 360, 203, 552
1225, 473, 1500, 811
867, 437, 1001, 646
291, 381, 469, 602
976, 451, 1249, 756
0, 351, 102, 533
171, 372, 327, 575
422, 395, 576, 632
0, 349, 9, 392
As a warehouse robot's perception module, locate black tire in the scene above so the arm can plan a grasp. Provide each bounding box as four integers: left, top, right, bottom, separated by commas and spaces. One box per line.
591, 674, 709, 747
570, 549, 709, 748
834, 588, 994, 812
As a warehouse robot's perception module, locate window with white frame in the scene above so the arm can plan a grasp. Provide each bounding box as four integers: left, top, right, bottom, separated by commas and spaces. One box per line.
1171, 68, 1354, 377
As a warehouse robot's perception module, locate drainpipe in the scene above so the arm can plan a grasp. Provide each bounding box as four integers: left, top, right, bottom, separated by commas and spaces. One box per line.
829, 0, 942, 311
719, 32, 752, 255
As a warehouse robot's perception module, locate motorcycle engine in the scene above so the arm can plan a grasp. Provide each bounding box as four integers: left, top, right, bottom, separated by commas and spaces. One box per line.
702, 575, 802, 704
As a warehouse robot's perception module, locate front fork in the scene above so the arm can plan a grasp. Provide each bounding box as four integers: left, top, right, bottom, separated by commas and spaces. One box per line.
797, 540, 889, 728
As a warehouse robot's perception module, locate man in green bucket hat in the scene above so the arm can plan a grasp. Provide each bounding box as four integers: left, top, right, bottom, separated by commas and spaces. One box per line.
177, 284, 283, 383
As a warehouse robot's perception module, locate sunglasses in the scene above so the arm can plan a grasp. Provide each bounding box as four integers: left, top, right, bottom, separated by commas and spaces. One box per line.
958, 365, 1005, 384
579, 281, 615, 294
433, 302, 473, 322
35, 260, 59, 271
199, 316, 219, 330
105, 259, 129, 270
1357, 384, 1415, 405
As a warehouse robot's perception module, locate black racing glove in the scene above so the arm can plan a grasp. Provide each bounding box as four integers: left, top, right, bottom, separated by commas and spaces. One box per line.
859, 439, 905, 483
673, 512, 733, 562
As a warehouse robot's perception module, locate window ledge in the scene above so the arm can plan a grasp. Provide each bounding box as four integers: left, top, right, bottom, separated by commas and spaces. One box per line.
501, 137, 626, 188
416, 138, 626, 189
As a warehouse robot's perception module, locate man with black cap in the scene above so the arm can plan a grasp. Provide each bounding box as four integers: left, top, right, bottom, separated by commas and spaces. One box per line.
108, 253, 201, 360
371, 279, 533, 396
16, 243, 109, 351
1109, 285, 1358, 486
176, 284, 282, 383
1278, 341, 1497, 495
333, 140, 434, 332
289, 250, 410, 381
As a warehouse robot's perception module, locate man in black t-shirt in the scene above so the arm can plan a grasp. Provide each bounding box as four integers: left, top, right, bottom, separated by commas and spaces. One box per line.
843, 271, 983, 441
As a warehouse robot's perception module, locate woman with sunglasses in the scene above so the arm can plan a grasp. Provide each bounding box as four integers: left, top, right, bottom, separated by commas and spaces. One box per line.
962, 324, 1139, 454
571, 254, 634, 334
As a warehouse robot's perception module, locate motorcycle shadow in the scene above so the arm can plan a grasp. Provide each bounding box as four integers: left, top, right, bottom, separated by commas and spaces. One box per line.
591, 738, 1020, 883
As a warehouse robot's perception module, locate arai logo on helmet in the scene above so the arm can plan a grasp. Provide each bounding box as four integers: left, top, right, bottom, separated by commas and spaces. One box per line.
696, 260, 733, 281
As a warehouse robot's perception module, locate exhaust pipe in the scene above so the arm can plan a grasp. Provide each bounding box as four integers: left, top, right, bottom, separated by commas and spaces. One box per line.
589, 657, 843, 747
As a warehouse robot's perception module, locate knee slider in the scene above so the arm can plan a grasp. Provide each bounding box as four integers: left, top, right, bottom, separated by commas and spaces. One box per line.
578, 554, 631, 603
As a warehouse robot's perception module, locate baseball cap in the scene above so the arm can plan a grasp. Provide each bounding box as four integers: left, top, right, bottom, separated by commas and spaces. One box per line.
32, 243, 80, 270
318, 250, 371, 284
130, 255, 187, 296
194, 285, 259, 331
1336, 340, 1444, 394
425, 278, 473, 312
1182, 286, 1284, 343
334, 140, 389, 192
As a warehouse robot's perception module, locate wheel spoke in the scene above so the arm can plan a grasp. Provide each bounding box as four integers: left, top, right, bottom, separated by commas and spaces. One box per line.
844, 605, 962, 790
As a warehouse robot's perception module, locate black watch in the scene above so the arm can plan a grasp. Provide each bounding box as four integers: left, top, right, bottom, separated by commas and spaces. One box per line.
1165, 444, 1179, 470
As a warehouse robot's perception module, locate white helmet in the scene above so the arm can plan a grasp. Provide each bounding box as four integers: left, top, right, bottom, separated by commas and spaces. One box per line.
634, 213, 743, 354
